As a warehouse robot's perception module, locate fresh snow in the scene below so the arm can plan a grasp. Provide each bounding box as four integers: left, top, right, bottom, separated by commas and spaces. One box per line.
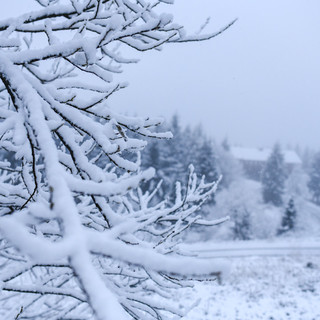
0, 1, 317, 320
181, 254, 320, 320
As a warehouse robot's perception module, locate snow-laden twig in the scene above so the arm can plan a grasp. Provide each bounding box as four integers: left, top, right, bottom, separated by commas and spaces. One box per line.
0, 1, 234, 319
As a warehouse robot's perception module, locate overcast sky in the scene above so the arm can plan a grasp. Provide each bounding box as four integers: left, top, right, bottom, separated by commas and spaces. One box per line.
110, 0, 320, 150
2, 1, 320, 149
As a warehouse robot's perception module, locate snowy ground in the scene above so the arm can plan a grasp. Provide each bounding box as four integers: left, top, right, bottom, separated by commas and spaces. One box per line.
180, 255, 320, 320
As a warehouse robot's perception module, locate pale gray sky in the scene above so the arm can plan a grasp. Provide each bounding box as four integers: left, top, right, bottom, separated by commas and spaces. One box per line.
110, 0, 320, 149
2, 1, 320, 149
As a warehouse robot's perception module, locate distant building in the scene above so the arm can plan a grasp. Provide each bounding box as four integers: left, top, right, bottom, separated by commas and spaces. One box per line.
230, 147, 301, 181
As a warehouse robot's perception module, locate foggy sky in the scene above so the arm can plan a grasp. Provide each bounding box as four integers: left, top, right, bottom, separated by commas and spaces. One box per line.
2, 1, 320, 149
111, 0, 320, 150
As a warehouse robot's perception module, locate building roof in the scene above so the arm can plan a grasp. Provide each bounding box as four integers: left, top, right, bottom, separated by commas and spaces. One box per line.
230, 147, 302, 164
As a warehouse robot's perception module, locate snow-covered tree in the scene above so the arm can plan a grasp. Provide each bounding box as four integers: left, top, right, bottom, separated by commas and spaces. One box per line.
141, 114, 186, 201
140, 134, 162, 198
261, 144, 286, 207
195, 138, 219, 183
142, 116, 220, 206
231, 206, 252, 240
0, 1, 235, 319
195, 138, 219, 205
278, 198, 296, 234
210, 179, 259, 240
221, 137, 230, 152
301, 146, 315, 173
286, 166, 309, 201
308, 152, 320, 205
158, 114, 186, 198
216, 142, 242, 189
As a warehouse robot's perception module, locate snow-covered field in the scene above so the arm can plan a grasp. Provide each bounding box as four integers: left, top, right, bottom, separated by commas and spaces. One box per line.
180, 255, 320, 320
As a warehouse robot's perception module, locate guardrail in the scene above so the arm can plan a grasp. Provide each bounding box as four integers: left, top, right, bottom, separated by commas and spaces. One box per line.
180, 241, 320, 259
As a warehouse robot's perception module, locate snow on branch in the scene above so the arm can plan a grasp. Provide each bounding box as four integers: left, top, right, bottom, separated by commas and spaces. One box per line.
0, 1, 234, 319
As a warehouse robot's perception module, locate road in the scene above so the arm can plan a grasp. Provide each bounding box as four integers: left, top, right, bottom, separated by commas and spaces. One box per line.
180, 239, 320, 258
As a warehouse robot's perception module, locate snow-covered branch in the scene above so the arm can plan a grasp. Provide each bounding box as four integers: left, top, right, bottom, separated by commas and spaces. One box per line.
0, 1, 234, 319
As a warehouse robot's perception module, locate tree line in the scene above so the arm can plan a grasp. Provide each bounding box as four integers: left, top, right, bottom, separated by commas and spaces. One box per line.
140, 115, 320, 240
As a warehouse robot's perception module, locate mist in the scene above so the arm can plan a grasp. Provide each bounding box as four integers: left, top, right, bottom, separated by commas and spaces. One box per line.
109, 0, 320, 149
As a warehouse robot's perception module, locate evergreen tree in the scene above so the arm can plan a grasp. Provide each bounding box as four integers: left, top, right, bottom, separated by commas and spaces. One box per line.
196, 139, 219, 183
182, 124, 207, 173
181, 124, 197, 168
141, 138, 162, 195
159, 114, 186, 198
261, 144, 286, 206
142, 115, 221, 206
216, 143, 242, 189
308, 152, 320, 205
141, 114, 187, 201
195, 138, 220, 204
231, 206, 252, 240
144, 140, 161, 169
221, 137, 230, 151
302, 147, 315, 173
278, 198, 297, 234
286, 166, 309, 200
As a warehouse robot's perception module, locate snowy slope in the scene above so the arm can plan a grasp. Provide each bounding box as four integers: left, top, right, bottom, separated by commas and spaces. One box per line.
180, 255, 320, 320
